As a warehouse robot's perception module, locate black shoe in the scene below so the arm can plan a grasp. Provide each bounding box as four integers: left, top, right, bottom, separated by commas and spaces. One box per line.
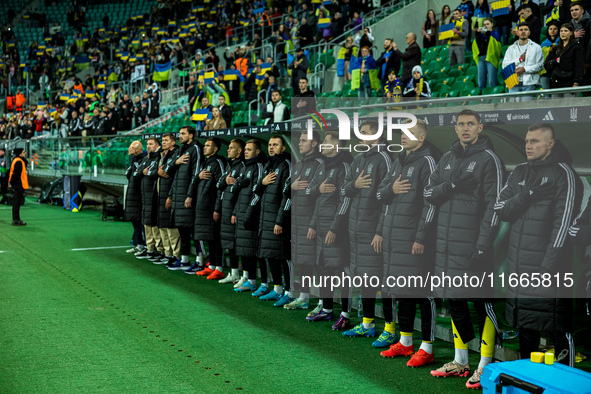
148, 252, 163, 262
12, 220, 27, 226
135, 250, 151, 259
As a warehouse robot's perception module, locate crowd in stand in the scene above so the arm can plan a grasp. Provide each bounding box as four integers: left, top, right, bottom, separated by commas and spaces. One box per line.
122, 109, 591, 390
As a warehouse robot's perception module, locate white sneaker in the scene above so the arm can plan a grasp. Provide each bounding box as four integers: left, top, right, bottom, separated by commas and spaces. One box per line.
219, 274, 239, 284
134, 246, 146, 256
233, 277, 247, 288
126, 246, 139, 253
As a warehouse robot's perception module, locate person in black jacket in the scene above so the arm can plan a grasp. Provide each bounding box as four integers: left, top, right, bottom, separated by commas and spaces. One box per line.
243, 64, 261, 103
544, 23, 585, 93
141, 91, 151, 124
393, 33, 422, 87
216, 139, 246, 284
193, 138, 227, 279
155, 133, 180, 266
233, 140, 270, 292
376, 39, 401, 93
8, 148, 28, 226
240, 136, 292, 304
125, 141, 147, 254
341, 120, 394, 347
165, 126, 204, 271
270, 131, 323, 307
134, 138, 163, 261
289, 47, 309, 95
68, 111, 83, 137
569, 195, 591, 336
425, 109, 505, 390
304, 132, 354, 330
120, 94, 133, 130
496, 123, 583, 368
218, 96, 232, 127
377, 120, 439, 367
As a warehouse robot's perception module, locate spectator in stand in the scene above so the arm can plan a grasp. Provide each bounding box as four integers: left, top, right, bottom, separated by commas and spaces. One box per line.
472, 18, 501, 90
393, 32, 421, 87
262, 73, 279, 104
457, 0, 475, 47
570, 2, 591, 50
422, 10, 438, 49
502, 22, 544, 101
15, 90, 25, 113
203, 107, 227, 131
513, 6, 542, 44
376, 38, 401, 93
544, 23, 585, 96
403, 66, 432, 98
6, 91, 15, 113
515, 0, 541, 19
540, 21, 560, 89
218, 96, 232, 126
351, 46, 380, 98
262, 90, 290, 125
449, 9, 469, 66
349, 11, 362, 32
244, 64, 261, 104
438, 5, 453, 45
472, 0, 491, 30
275, 25, 291, 74
353, 27, 375, 52
331, 12, 347, 38
493, 0, 515, 45
289, 46, 309, 95
384, 70, 403, 99
299, 17, 314, 48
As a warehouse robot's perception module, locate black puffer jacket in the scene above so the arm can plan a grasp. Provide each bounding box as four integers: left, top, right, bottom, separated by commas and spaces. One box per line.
194, 154, 226, 241
234, 154, 267, 257
424, 135, 505, 293
291, 151, 324, 269
495, 141, 583, 332
341, 145, 392, 277
545, 41, 585, 88
139, 148, 161, 226
252, 152, 291, 260
307, 152, 354, 270
169, 141, 203, 228
157, 145, 179, 229
377, 143, 438, 297
570, 194, 591, 299
125, 152, 146, 221
217, 157, 246, 250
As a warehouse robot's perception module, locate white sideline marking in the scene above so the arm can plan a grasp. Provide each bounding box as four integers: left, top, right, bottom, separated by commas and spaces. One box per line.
72, 246, 130, 251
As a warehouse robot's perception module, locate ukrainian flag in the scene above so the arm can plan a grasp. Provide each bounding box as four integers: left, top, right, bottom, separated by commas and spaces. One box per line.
143, 40, 150, 47
82, 36, 89, 42
152, 25, 159, 32
239, 18, 249, 26
222, 69, 244, 82
204, 0, 211, 3
501, 63, 519, 89
191, 108, 210, 121
60, 92, 70, 101
179, 29, 189, 38
491, 0, 510, 17
44, 36, 52, 42
99, 27, 105, 34
318, 18, 331, 29
350, 56, 380, 90
20, 62, 26, 68
206, 21, 214, 28
337, 46, 357, 77
37, 102, 46, 110
74, 56, 90, 71
204, 71, 218, 85
253, 7, 265, 14
207, 39, 215, 47
438, 23, 455, 41
197, 5, 205, 11
158, 29, 167, 35
121, 51, 130, 61
171, 37, 180, 44
132, 39, 140, 47
36, 51, 44, 57
49, 108, 57, 114
255, 72, 266, 86
210, 9, 216, 14
39, 44, 46, 50
73, 89, 82, 96
7, 40, 15, 48
68, 95, 77, 104
98, 80, 106, 90
323, 0, 332, 5
153, 61, 172, 82
168, 20, 176, 27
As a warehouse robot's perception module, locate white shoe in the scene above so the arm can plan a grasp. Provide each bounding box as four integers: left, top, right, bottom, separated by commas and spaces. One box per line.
233, 277, 247, 288
126, 246, 139, 253
134, 246, 146, 256
219, 274, 239, 284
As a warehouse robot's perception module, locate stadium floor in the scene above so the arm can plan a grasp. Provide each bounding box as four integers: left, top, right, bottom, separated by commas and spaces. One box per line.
0, 199, 589, 393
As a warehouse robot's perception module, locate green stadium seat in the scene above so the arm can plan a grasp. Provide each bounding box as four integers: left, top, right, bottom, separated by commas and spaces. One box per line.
482, 86, 505, 95
438, 77, 455, 86
431, 84, 451, 94
458, 75, 476, 84
461, 88, 481, 97
448, 69, 462, 78
466, 67, 478, 76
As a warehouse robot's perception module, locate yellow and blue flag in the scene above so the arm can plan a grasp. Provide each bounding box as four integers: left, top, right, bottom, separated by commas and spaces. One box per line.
191, 108, 211, 121
60, 92, 70, 101
491, 0, 510, 17
153, 61, 172, 82
222, 69, 245, 82
204, 71, 218, 84
37, 102, 46, 110
438, 23, 455, 40
318, 18, 331, 29
501, 63, 519, 89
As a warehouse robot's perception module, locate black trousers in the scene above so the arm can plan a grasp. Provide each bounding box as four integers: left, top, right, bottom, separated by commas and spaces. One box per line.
242, 255, 268, 283
228, 248, 239, 269
397, 298, 437, 342
178, 227, 192, 256
449, 299, 498, 344
0, 176, 7, 203
361, 288, 379, 320
207, 239, 223, 268
269, 259, 291, 291
519, 329, 574, 367
131, 219, 145, 247
12, 188, 24, 221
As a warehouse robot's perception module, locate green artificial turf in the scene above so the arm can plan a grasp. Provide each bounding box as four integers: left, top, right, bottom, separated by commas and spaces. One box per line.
0, 199, 589, 393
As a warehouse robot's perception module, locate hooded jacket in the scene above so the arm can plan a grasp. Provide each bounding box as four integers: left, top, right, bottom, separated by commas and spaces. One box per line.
307, 151, 354, 270
495, 140, 583, 332
291, 151, 324, 270
234, 153, 268, 257
570, 194, 591, 299
377, 142, 438, 296
194, 154, 226, 241
217, 157, 246, 250
341, 144, 392, 277
169, 141, 203, 228
252, 152, 292, 260
125, 152, 146, 221
424, 135, 505, 296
